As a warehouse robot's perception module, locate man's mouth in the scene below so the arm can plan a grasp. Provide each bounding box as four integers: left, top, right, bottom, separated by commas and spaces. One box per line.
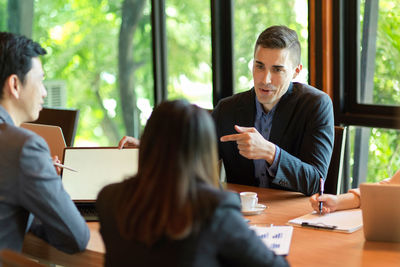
259, 87, 275, 94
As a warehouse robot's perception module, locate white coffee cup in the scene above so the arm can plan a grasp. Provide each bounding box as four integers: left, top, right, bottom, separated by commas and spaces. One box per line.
240, 191, 258, 211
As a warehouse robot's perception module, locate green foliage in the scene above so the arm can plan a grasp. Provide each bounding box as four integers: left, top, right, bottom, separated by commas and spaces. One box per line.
165, 0, 212, 106
358, 1, 400, 182
33, 0, 153, 145
367, 128, 400, 182
372, 1, 400, 105
0, 0, 6, 31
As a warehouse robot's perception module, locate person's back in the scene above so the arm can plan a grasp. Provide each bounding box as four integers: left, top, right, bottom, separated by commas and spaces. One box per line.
97, 100, 288, 267
0, 32, 89, 253
98, 180, 286, 267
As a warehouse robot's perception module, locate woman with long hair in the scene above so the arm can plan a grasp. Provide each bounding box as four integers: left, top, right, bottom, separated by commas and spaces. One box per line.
96, 99, 288, 267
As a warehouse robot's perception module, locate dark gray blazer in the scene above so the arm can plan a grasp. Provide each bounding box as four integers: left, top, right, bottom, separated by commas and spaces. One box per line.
97, 180, 289, 267
0, 105, 89, 253
212, 82, 334, 196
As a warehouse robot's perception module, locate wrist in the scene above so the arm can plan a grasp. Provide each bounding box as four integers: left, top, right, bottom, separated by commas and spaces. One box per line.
264, 142, 276, 164
337, 192, 360, 210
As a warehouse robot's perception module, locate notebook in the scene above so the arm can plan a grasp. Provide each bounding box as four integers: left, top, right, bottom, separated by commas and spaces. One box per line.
21, 123, 66, 161
61, 147, 139, 221
360, 183, 400, 242
288, 209, 363, 233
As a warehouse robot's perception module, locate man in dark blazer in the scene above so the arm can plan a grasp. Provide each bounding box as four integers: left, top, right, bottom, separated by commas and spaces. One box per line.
212, 25, 334, 196
0, 32, 89, 253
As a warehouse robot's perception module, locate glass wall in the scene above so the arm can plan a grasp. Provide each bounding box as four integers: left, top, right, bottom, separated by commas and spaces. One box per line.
2, 0, 310, 146
32, 0, 153, 145
165, 1, 212, 109
348, 126, 400, 184
233, 0, 308, 93
349, 0, 400, 184
360, 0, 400, 106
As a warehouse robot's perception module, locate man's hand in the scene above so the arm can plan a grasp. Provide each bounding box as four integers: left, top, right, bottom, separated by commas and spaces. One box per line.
220, 125, 275, 163
52, 155, 61, 175
118, 136, 140, 149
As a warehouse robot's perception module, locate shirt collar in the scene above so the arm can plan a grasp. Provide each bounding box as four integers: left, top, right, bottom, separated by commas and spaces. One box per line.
0, 104, 15, 125
255, 82, 292, 119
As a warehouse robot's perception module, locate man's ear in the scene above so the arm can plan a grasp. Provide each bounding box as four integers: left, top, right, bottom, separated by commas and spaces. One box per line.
292, 64, 303, 79
5, 74, 22, 99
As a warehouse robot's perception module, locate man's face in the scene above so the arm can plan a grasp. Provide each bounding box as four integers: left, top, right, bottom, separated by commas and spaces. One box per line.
252, 46, 301, 112
18, 57, 47, 122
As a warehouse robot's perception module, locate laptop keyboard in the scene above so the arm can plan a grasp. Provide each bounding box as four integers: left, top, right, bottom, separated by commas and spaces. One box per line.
77, 205, 99, 222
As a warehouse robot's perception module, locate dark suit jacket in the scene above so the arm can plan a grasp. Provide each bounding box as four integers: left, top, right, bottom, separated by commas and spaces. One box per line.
212, 82, 334, 196
97, 180, 288, 267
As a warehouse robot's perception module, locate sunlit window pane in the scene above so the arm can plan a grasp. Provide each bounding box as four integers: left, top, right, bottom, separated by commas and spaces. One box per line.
360, 0, 400, 106
349, 126, 400, 184
165, 1, 212, 109
32, 0, 153, 145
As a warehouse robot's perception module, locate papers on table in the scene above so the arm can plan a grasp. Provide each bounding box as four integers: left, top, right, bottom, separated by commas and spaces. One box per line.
288, 209, 363, 233
250, 226, 293, 255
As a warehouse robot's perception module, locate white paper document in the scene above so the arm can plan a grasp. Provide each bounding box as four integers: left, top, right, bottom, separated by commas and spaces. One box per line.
250, 226, 293, 255
288, 209, 363, 233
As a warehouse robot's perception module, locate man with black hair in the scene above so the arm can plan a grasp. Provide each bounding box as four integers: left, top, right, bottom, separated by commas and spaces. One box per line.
0, 32, 89, 253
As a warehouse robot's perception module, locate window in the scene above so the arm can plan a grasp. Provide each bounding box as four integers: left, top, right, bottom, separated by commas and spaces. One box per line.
32, 0, 153, 145
165, 1, 212, 109
334, 0, 400, 187
359, 0, 400, 106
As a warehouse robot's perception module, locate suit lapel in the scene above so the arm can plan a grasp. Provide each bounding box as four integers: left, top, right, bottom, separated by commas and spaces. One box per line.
270, 83, 296, 144
235, 89, 256, 128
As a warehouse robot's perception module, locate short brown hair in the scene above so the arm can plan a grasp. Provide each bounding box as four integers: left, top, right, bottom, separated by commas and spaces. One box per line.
254, 25, 301, 66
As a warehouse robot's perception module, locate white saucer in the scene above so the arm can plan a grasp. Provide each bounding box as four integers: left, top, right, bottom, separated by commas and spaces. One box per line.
242, 204, 267, 216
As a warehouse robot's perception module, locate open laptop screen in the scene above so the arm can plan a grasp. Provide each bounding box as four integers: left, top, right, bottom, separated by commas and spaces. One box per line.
61, 147, 139, 201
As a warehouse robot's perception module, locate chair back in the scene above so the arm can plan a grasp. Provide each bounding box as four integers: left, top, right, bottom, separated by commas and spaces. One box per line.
30, 108, 79, 146
325, 126, 347, 195
0, 249, 45, 267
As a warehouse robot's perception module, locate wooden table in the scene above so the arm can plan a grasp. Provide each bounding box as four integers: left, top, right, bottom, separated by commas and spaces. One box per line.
22, 183, 400, 266
226, 184, 400, 267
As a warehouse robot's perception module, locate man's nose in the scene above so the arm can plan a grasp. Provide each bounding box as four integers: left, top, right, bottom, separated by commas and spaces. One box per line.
263, 70, 271, 84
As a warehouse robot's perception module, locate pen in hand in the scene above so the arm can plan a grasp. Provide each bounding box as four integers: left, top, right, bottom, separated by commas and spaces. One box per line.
53, 162, 78, 172
319, 177, 324, 215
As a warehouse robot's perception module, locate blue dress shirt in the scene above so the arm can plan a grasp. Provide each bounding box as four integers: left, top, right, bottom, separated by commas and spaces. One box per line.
253, 96, 281, 187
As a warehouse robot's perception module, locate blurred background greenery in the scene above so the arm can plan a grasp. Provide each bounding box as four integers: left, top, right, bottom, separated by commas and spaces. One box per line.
1, 0, 399, 183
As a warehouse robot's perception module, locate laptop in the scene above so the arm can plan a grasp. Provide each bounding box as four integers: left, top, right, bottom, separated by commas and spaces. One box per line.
21, 123, 66, 161
61, 147, 139, 221
360, 183, 400, 242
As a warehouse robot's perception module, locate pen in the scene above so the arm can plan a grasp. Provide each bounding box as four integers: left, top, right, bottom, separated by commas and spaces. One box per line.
301, 222, 337, 230
53, 162, 78, 172
319, 177, 324, 214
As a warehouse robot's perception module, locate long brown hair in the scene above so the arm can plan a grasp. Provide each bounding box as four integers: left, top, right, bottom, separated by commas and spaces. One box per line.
116, 99, 219, 245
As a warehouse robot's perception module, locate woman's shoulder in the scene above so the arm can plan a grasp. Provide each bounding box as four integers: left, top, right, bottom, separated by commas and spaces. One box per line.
97, 178, 135, 205
197, 184, 241, 211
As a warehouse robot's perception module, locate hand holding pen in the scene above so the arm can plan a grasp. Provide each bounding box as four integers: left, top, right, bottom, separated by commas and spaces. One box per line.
52, 155, 78, 173
309, 193, 340, 214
